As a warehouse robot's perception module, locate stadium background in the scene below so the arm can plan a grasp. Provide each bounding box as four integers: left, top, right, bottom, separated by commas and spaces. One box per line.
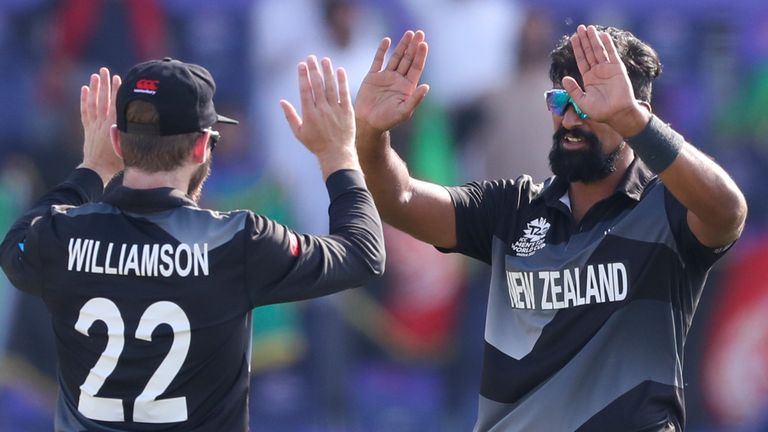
0, 0, 767, 430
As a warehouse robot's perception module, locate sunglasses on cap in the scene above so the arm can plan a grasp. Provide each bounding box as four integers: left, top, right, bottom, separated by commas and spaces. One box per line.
545, 89, 589, 119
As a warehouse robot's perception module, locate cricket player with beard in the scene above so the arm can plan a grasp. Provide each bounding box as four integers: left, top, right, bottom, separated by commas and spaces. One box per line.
353, 25, 746, 431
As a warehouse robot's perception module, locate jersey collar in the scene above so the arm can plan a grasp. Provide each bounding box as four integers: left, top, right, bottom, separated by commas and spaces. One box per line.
538, 156, 657, 206
101, 186, 198, 213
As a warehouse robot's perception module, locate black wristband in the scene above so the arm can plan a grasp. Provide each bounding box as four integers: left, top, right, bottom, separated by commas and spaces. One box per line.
625, 115, 684, 174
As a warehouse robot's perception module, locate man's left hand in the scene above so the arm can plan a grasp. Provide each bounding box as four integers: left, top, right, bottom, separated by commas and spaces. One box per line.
563, 25, 650, 137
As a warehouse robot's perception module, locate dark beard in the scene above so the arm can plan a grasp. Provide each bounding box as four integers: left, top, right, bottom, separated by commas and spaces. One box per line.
187, 159, 212, 202
548, 127, 623, 183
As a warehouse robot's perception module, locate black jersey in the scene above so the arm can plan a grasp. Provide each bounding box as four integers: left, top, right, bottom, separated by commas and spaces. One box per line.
441, 158, 729, 432
0, 168, 384, 432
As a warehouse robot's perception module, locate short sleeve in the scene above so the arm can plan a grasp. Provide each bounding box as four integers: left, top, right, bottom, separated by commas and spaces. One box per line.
439, 177, 531, 264
664, 188, 733, 271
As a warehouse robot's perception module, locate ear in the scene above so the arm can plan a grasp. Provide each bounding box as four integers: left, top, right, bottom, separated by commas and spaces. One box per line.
110, 125, 123, 158
638, 101, 652, 114
191, 131, 209, 164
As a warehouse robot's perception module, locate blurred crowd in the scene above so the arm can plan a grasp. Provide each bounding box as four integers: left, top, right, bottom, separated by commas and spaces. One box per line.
0, 0, 767, 431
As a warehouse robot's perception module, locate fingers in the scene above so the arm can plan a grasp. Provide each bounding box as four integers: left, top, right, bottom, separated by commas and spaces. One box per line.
403, 84, 430, 114
578, 25, 598, 66
586, 26, 609, 64
109, 74, 121, 120
369, 30, 428, 83
561, 76, 584, 104
302, 55, 348, 108
369, 37, 391, 73
321, 57, 338, 104
386, 30, 414, 71
280, 99, 302, 137
577, 25, 598, 68
306, 56, 326, 106
396, 30, 424, 75
98, 67, 111, 118
570, 31, 590, 78
406, 40, 429, 84
600, 31, 621, 64
573, 25, 613, 73
82, 68, 120, 125
80, 85, 89, 125
337, 67, 352, 111
87, 73, 99, 123
297, 62, 313, 113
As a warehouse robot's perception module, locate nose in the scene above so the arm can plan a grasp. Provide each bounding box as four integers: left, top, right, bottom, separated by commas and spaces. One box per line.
561, 105, 584, 130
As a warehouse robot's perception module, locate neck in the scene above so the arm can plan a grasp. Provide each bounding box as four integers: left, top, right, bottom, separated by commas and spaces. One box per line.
122, 167, 191, 193
568, 149, 635, 223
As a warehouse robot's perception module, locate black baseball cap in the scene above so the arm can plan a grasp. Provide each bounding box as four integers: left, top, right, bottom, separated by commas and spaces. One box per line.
116, 57, 238, 136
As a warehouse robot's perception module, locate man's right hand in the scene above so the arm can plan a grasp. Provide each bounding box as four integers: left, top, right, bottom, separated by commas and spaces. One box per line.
280, 56, 359, 180
79, 67, 123, 186
354, 30, 430, 139
348, 30, 457, 250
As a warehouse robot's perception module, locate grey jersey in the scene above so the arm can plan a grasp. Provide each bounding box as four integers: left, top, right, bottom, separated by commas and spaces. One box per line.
442, 159, 728, 431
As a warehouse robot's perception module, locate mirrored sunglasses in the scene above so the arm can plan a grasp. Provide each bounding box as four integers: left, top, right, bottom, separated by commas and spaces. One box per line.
545, 89, 588, 119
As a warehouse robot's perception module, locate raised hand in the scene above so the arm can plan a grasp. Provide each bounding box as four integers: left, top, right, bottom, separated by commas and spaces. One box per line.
562, 25, 648, 136
280, 56, 358, 179
79, 67, 123, 185
355, 30, 430, 136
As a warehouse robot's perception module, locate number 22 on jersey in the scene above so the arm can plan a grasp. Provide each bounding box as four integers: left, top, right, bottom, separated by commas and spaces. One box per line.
75, 298, 191, 423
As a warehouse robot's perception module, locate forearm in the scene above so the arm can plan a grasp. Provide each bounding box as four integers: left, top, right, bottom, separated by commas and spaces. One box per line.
355, 127, 456, 248
356, 129, 414, 226
256, 170, 384, 305
660, 146, 746, 236
326, 169, 385, 278
627, 116, 746, 245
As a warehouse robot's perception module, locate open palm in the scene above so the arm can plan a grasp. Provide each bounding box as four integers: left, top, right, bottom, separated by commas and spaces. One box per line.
562, 25, 637, 123
80, 67, 123, 184
280, 56, 355, 159
355, 31, 430, 133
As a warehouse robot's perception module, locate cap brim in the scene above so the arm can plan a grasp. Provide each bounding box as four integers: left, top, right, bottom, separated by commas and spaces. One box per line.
216, 114, 239, 125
